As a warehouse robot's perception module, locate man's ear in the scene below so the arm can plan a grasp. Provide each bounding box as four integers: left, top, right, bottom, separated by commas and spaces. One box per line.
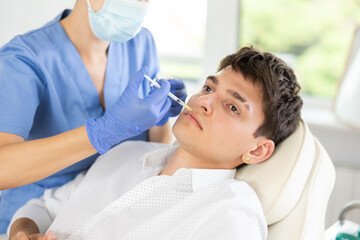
245, 139, 275, 164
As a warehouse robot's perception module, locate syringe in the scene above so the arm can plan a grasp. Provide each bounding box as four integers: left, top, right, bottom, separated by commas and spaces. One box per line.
144, 74, 192, 111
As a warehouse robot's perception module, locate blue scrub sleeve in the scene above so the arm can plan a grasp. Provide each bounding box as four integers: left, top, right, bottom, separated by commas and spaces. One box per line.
142, 28, 160, 80
0, 42, 45, 139
137, 28, 161, 98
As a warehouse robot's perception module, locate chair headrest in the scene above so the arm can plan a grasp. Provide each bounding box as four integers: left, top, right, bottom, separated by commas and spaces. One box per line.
235, 119, 315, 225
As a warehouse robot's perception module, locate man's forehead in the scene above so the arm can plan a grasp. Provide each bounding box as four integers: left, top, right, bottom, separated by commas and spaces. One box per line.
206, 66, 245, 86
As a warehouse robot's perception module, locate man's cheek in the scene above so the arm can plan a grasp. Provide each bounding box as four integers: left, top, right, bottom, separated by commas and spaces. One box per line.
215, 120, 229, 132
216, 123, 241, 143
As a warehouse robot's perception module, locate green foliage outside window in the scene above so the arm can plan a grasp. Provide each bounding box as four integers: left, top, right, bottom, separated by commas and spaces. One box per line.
241, 0, 360, 97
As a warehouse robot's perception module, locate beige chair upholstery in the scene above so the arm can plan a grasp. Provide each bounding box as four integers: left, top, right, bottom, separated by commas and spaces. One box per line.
236, 119, 336, 239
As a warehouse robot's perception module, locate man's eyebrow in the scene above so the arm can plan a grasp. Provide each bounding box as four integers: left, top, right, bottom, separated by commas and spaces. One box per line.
206, 75, 218, 85
227, 90, 247, 103
206, 75, 250, 110
227, 89, 250, 111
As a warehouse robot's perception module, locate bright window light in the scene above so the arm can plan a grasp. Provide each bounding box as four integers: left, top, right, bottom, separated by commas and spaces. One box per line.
240, 0, 360, 97
143, 0, 207, 81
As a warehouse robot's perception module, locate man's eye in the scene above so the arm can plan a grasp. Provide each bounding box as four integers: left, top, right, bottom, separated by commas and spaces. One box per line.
229, 104, 239, 114
202, 85, 212, 93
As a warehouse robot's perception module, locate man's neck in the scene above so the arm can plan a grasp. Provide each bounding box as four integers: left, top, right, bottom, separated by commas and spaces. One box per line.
160, 146, 226, 176
60, 2, 110, 61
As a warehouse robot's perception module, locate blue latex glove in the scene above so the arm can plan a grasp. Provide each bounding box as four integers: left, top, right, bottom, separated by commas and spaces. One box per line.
156, 78, 187, 126
86, 67, 171, 154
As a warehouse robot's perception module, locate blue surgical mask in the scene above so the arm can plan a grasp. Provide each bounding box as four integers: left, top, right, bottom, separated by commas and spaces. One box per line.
86, 0, 149, 43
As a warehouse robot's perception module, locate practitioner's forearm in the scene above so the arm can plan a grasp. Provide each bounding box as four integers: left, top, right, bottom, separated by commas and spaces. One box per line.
0, 126, 97, 190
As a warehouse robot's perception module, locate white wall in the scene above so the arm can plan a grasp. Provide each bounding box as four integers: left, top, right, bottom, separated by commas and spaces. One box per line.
0, 0, 75, 46
202, 0, 239, 80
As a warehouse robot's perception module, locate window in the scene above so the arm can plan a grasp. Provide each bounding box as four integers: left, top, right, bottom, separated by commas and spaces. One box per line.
240, 0, 360, 97
143, 0, 207, 81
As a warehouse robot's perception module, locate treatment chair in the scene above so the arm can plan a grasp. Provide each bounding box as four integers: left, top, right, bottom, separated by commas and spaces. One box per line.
236, 119, 336, 239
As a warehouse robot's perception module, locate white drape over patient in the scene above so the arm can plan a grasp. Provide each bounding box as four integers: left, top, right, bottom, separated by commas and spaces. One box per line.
10, 141, 267, 240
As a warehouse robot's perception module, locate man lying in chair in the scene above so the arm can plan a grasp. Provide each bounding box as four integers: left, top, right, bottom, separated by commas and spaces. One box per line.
8, 46, 303, 240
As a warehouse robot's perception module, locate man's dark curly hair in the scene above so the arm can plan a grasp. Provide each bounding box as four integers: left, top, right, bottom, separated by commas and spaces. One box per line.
217, 46, 303, 146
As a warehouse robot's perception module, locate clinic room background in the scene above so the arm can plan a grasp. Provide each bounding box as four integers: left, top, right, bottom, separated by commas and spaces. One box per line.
1, 0, 360, 235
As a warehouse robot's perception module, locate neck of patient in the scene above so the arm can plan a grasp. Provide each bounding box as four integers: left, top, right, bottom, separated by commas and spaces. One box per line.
159, 146, 234, 176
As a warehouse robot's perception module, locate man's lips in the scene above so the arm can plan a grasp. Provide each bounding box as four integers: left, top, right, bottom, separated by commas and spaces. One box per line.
184, 111, 202, 130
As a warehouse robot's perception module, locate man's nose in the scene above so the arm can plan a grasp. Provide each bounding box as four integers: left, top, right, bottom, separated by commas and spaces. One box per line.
198, 94, 215, 115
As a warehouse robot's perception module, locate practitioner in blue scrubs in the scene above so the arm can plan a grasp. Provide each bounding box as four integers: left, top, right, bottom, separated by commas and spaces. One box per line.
0, 0, 187, 233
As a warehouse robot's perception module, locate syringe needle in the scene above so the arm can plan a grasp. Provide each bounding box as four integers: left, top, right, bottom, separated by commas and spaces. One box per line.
144, 74, 192, 111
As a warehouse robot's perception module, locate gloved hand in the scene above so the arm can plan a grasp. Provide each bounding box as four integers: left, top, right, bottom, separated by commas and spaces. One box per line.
86, 67, 171, 154
156, 78, 187, 126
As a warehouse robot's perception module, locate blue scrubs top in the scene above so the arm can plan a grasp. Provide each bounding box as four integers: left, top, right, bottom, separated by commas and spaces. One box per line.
0, 10, 159, 233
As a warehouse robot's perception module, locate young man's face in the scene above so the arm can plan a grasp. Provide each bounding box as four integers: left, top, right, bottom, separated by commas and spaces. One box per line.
173, 65, 269, 168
